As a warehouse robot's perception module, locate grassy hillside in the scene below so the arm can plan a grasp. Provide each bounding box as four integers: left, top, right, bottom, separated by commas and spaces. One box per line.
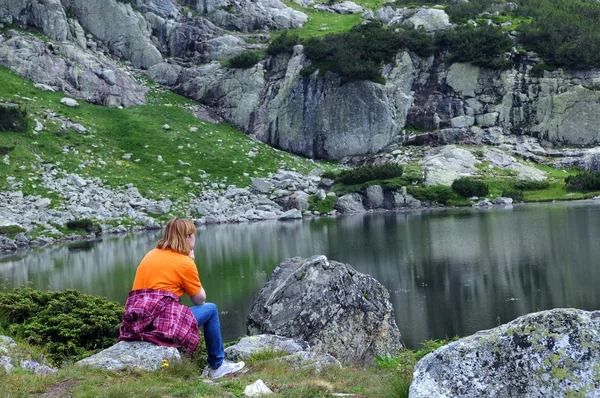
0, 66, 322, 207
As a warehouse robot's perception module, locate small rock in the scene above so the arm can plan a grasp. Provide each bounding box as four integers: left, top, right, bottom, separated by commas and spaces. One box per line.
60, 98, 79, 107
244, 379, 273, 396
162, 124, 171, 130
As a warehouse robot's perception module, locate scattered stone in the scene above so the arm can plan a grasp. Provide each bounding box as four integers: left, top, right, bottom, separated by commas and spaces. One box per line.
162, 124, 171, 130
60, 98, 79, 107
251, 178, 273, 194
493, 197, 513, 205
279, 209, 302, 220
225, 335, 310, 362
244, 379, 273, 396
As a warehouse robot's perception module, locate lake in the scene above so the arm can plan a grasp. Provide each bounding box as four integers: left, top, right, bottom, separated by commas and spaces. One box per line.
2, 200, 600, 349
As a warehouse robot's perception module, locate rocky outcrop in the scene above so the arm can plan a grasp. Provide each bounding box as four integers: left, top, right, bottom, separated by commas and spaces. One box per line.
376, 7, 452, 33
76, 341, 181, 371
410, 308, 600, 398
194, 0, 308, 32
0, 335, 57, 375
247, 255, 403, 364
334, 186, 421, 214
0, 30, 148, 107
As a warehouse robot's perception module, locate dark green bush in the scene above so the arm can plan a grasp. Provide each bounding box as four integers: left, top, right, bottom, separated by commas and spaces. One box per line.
308, 195, 337, 214
445, 0, 491, 22
0, 225, 26, 239
530, 64, 556, 78
501, 189, 524, 202
451, 177, 489, 197
338, 164, 404, 185
436, 24, 514, 69
225, 51, 263, 69
266, 31, 300, 56
0, 288, 124, 364
65, 219, 99, 233
407, 185, 456, 205
514, 180, 550, 190
302, 22, 433, 84
517, 0, 600, 69
565, 172, 600, 191
0, 105, 28, 132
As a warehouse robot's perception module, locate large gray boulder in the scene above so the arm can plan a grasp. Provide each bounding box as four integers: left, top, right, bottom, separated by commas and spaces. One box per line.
247, 255, 403, 364
377, 7, 452, 32
0, 31, 148, 107
0, 0, 71, 42
76, 341, 181, 371
422, 146, 480, 187
410, 308, 600, 398
335, 193, 365, 213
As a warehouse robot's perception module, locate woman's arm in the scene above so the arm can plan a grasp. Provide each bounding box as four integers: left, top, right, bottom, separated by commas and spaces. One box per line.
190, 287, 206, 306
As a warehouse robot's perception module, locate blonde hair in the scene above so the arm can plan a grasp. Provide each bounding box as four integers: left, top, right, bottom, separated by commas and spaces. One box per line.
156, 217, 196, 254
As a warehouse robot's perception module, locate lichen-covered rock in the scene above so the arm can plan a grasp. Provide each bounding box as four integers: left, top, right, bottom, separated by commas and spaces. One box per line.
76, 341, 181, 371
247, 255, 403, 364
377, 7, 452, 33
410, 308, 600, 398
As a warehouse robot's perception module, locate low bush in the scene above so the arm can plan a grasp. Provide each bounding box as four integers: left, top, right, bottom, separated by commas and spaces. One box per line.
302, 22, 433, 84
451, 177, 489, 197
0, 225, 26, 239
436, 24, 514, 69
514, 180, 550, 191
308, 195, 337, 214
530, 64, 556, 78
0, 105, 28, 132
266, 31, 300, 56
0, 288, 124, 364
338, 164, 404, 185
225, 51, 263, 69
407, 185, 456, 205
501, 190, 524, 202
65, 218, 99, 233
565, 172, 600, 191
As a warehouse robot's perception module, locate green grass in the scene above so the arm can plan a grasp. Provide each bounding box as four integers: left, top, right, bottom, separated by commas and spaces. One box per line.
0, 65, 323, 209
282, 0, 364, 39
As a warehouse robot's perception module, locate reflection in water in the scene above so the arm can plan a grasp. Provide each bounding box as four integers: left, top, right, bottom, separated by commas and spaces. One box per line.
2, 200, 600, 348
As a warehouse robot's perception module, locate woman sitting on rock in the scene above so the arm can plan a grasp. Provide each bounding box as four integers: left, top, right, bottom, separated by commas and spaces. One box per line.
118, 217, 244, 379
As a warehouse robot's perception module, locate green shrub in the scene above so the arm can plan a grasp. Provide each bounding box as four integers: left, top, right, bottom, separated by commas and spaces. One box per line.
224, 51, 263, 69
266, 31, 300, 56
308, 195, 337, 214
436, 24, 514, 69
302, 22, 433, 84
530, 64, 556, 78
338, 164, 404, 185
0, 105, 28, 132
0, 225, 26, 239
65, 219, 99, 233
565, 172, 600, 191
0, 288, 124, 364
445, 0, 491, 22
517, 0, 600, 69
451, 177, 489, 197
501, 190, 524, 202
514, 180, 550, 191
408, 185, 456, 205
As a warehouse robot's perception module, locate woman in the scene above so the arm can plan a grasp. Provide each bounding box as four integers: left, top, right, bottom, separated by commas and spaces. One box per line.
119, 217, 244, 379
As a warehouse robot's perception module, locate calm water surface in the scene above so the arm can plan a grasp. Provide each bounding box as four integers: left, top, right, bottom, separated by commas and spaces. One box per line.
2, 200, 600, 348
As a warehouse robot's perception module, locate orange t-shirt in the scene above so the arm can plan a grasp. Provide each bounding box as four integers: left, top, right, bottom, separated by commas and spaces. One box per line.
132, 248, 202, 297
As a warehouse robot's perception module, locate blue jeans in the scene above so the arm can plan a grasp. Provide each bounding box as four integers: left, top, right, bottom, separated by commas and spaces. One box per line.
190, 303, 224, 369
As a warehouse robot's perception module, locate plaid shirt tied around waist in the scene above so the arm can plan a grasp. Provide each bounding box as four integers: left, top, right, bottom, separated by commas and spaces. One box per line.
118, 289, 199, 356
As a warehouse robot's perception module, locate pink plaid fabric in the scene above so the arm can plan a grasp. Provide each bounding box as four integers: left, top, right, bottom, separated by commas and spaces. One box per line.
118, 289, 199, 356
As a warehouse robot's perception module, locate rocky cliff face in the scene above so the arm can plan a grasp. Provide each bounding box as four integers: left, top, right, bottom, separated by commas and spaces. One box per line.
2, 1, 600, 156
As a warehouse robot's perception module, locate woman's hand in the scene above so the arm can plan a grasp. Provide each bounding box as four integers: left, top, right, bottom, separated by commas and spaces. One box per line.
189, 250, 195, 260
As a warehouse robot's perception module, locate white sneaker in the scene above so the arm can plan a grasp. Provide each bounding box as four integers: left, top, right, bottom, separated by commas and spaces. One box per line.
204, 360, 245, 379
